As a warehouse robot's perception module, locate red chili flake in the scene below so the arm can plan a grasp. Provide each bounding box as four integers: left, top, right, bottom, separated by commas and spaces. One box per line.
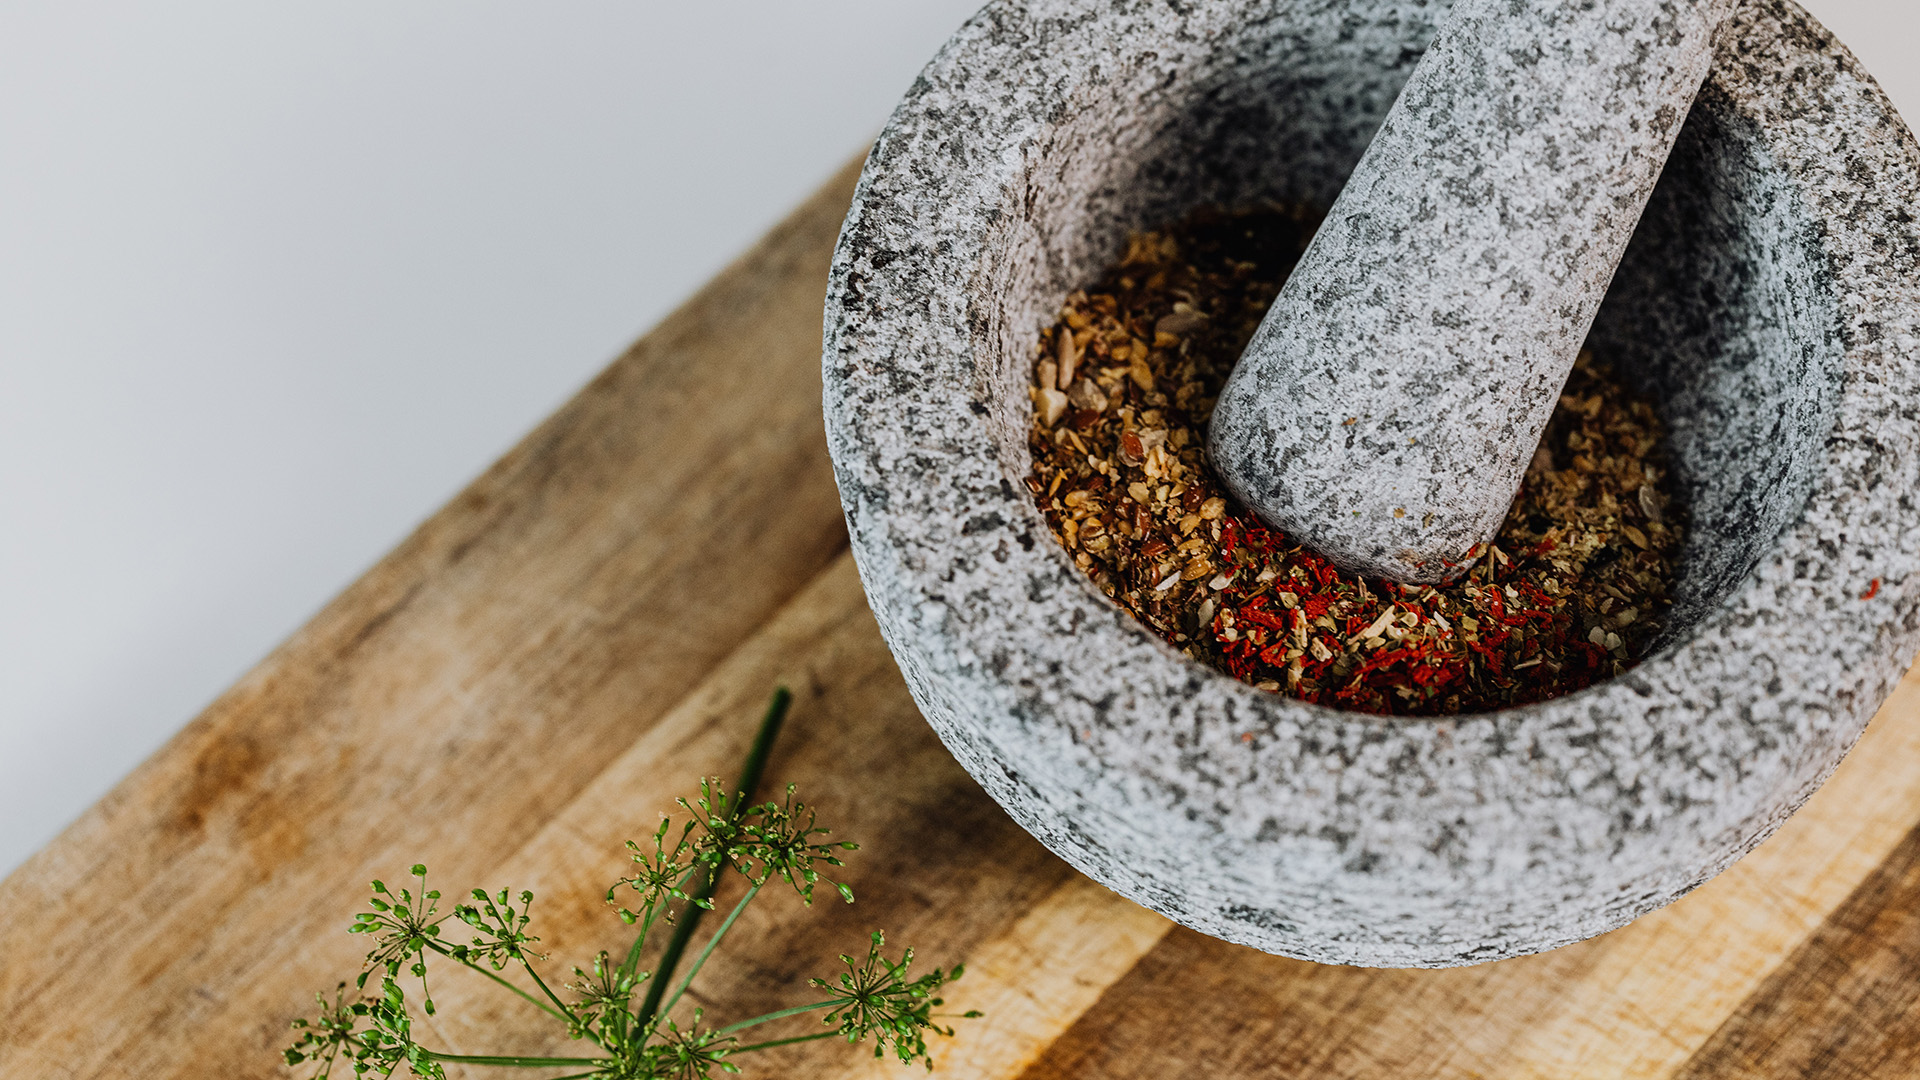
1241, 608, 1292, 632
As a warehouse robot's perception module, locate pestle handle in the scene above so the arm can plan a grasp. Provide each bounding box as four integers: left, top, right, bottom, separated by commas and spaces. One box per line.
1208, 0, 1737, 583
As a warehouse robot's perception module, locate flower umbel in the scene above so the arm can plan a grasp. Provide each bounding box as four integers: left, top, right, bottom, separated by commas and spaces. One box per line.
814, 932, 976, 1069
569, 950, 640, 1042
349, 864, 448, 1012
452, 886, 545, 969
611, 817, 705, 924
284, 984, 362, 1077
735, 784, 858, 905
632, 1014, 739, 1080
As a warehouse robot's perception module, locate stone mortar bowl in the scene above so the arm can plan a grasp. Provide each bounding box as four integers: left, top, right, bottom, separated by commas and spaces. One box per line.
823, 0, 1920, 967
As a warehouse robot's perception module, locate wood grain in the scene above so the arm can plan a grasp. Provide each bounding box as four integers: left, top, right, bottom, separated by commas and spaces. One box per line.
1671, 822, 1920, 1078
7, 153, 1920, 1080
1672, 828, 1920, 1078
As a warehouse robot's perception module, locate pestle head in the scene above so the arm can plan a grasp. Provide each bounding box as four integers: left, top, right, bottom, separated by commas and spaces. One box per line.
1208, 0, 1737, 583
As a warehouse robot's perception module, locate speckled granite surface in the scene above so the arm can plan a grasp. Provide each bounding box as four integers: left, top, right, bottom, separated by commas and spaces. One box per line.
1210, 0, 1736, 582
823, 0, 1920, 967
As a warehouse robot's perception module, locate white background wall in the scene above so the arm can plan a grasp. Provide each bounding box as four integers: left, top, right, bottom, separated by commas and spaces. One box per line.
1, 1, 1914, 877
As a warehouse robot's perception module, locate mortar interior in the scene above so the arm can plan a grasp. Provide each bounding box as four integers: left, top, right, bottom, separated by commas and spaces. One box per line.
974, 20, 1840, 688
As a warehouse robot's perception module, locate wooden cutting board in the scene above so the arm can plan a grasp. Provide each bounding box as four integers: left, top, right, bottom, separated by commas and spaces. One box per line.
7, 156, 1920, 1080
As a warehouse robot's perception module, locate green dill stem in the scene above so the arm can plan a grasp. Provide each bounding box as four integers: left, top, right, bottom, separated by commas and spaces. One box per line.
712, 999, 840, 1036
425, 941, 568, 1024
657, 882, 761, 1021
634, 687, 791, 1030
420, 1050, 602, 1067
732, 687, 792, 832
518, 956, 583, 1038
619, 900, 661, 983
728, 1031, 839, 1054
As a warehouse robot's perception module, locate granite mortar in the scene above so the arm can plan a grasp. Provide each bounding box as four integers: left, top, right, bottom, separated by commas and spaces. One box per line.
823, 0, 1920, 966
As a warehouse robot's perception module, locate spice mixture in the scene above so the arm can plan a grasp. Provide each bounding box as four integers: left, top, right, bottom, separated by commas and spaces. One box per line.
1025, 207, 1684, 716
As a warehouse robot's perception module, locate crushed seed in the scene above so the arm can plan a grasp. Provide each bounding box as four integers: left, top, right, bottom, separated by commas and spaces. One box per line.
1023, 206, 1685, 716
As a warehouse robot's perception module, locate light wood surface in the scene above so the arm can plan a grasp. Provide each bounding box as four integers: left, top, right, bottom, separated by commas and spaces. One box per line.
6, 156, 1920, 1079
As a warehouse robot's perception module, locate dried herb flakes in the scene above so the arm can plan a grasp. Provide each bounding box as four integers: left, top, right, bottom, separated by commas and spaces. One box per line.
1024, 207, 1683, 716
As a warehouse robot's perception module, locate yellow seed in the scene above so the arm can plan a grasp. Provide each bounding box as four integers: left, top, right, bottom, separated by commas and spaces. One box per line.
1130, 355, 1155, 391
1035, 387, 1068, 427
